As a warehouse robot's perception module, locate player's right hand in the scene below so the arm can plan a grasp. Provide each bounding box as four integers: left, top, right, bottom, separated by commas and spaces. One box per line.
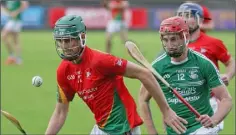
220, 74, 230, 86
163, 108, 187, 134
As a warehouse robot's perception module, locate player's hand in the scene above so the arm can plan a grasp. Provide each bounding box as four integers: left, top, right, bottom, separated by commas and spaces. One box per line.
163, 108, 187, 134
196, 115, 216, 128
220, 74, 230, 86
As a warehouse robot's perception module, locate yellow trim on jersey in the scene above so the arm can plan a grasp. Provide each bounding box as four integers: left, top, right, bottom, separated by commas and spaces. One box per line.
58, 85, 68, 104
98, 98, 114, 129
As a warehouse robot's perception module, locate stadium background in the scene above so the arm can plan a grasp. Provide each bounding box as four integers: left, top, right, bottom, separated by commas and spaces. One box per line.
1, 0, 235, 134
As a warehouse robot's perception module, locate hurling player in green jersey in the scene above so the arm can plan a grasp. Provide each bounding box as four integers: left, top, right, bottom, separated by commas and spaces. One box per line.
139, 16, 232, 135
1, 1, 29, 65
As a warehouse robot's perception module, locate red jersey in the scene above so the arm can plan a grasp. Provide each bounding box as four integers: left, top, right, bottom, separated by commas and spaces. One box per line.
56, 46, 142, 134
188, 32, 231, 70
110, 0, 126, 20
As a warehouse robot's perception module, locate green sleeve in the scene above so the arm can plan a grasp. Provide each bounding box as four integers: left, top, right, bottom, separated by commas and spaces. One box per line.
152, 61, 162, 84
203, 60, 223, 89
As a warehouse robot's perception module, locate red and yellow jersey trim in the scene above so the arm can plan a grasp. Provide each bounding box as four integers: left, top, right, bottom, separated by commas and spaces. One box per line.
57, 85, 68, 104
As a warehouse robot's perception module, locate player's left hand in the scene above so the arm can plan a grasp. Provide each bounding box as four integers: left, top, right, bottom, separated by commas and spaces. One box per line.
220, 74, 230, 86
196, 115, 216, 128
163, 108, 187, 134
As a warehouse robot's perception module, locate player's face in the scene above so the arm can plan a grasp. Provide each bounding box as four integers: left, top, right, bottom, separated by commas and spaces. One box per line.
56, 38, 82, 60
177, 11, 198, 32
161, 33, 186, 58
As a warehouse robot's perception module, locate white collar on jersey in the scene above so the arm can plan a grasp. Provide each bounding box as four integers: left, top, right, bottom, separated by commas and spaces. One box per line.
171, 57, 189, 65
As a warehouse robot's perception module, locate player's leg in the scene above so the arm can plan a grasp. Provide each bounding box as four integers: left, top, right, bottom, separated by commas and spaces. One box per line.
105, 20, 118, 53
119, 21, 128, 44
11, 20, 23, 65
1, 20, 16, 64
90, 125, 109, 135
210, 96, 224, 131
105, 32, 113, 54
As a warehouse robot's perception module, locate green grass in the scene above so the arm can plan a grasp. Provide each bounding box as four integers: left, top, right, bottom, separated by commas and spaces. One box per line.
1, 31, 235, 134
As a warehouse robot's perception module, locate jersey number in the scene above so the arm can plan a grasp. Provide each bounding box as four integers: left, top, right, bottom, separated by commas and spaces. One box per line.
177, 73, 185, 80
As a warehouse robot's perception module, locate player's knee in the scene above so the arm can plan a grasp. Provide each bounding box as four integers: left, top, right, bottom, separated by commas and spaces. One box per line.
106, 36, 112, 44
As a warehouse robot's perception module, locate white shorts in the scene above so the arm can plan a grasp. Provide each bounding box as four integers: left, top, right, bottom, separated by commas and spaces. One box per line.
189, 125, 221, 135
106, 20, 128, 33
3, 20, 22, 33
210, 96, 224, 130
90, 125, 141, 135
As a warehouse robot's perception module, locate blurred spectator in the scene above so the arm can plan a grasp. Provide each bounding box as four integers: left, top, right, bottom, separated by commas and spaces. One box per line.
102, 0, 129, 54
1, 1, 29, 65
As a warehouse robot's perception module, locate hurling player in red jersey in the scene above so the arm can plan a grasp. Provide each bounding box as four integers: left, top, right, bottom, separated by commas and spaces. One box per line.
185, 0, 215, 32
102, 0, 129, 53
177, 2, 235, 132
45, 15, 188, 135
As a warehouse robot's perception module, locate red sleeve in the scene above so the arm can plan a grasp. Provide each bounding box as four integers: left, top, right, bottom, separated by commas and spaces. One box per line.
214, 40, 231, 63
201, 5, 212, 23
56, 63, 75, 103
96, 54, 128, 76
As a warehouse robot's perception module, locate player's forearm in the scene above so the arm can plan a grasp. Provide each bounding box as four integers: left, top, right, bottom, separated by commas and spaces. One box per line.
140, 72, 170, 114
211, 97, 232, 126
139, 99, 158, 134
45, 109, 67, 135
225, 58, 235, 80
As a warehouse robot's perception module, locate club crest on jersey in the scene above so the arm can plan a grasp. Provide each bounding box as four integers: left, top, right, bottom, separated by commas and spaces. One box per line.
189, 69, 198, 79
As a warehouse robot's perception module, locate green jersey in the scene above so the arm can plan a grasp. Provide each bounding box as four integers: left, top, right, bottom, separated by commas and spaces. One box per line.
6, 1, 22, 20
152, 49, 223, 135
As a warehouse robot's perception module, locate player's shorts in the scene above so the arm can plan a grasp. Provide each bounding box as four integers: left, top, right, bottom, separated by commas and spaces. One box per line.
106, 20, 128, 33
90, 124, 141, 135
3, 20, 22, 33
189, 125, 221, 135
210, 96, 224, 131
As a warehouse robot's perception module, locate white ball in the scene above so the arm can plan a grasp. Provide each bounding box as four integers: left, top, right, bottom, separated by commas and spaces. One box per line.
32, 76, 43, 87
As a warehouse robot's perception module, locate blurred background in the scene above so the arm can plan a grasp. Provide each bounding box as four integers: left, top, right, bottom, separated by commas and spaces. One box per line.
1, 0, 235, 134
1, 0, 235, 30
